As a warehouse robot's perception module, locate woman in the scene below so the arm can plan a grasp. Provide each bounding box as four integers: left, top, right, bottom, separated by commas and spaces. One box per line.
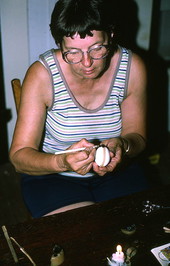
10, 0, 149, 218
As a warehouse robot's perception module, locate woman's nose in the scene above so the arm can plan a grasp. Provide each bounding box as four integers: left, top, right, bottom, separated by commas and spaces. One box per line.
81, 52, 93, 67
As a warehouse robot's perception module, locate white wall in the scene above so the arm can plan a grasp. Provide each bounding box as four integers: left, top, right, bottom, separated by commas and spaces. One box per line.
0, 0, 56, 147
135, 0, 153, 50
0, 0, 29, 146
0, 0, 153, 147
28, 0, 56, 64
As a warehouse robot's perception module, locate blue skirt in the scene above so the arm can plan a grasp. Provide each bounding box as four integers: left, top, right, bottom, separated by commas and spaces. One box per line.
21, 162, 150, 218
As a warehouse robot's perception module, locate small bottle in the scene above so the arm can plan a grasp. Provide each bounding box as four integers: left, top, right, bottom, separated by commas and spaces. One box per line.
50, 244, 64, 266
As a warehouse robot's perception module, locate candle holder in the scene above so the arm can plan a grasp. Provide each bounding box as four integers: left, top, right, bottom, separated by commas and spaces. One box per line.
50, 244, 64, 266
107, 257, 127, 266
107, 246, 137, 266
107, 245, 127, 266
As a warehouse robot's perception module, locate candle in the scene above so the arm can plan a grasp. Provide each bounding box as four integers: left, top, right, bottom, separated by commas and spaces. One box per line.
111, 245, 125, 265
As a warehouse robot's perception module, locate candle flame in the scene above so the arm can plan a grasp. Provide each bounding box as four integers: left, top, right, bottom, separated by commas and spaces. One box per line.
116, 245, 122, 253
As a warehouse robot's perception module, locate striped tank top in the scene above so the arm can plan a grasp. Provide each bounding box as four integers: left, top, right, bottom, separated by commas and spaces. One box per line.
39, 46, 132, 178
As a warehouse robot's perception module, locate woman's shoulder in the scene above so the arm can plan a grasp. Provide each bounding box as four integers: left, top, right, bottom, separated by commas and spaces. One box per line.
117, 45, 146, 76
39, 48, 60, 62
127, 51, 147, 94
24, 49, 59, 78
25, 60, 50, 81
118, 45, 145, 64
130, 51, 147, 77
22, 60, 53, 105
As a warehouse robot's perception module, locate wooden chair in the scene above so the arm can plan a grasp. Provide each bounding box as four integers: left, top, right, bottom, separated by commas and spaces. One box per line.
10, 79, 33, 220
11, 78, 22, 114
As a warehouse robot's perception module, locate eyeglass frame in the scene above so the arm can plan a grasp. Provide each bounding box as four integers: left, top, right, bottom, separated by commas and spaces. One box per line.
62, 44, 110, 64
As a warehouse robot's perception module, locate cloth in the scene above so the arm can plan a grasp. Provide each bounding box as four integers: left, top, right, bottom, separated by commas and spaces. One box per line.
39, 46, 132, 178
21, 162, 150, 218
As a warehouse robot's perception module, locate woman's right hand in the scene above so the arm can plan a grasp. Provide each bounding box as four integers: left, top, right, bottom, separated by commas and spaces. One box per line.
59, 138, 95, 175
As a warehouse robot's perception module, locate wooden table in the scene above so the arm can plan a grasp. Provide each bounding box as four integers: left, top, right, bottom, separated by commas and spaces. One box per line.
0, 185, 170, 266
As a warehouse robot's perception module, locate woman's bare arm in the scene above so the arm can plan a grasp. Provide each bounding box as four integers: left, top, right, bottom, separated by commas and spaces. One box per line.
93, 53, 147, 176
9, 62, 95, 175
9, 62, 66, 175
120, 53, 147, 155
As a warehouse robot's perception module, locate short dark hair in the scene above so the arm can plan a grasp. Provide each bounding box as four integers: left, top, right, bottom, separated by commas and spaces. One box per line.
50, 0, 116, 46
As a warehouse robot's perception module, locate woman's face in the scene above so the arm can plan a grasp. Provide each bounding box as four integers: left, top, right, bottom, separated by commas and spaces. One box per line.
61, 31, 109, 79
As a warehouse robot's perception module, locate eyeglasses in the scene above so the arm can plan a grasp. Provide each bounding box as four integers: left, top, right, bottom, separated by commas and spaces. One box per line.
62, 44, 109, 64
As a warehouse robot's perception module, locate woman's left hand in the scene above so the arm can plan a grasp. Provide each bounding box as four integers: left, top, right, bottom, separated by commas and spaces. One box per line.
92, 138, 123, 176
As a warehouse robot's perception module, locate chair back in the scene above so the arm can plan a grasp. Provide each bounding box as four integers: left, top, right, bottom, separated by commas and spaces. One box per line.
11, 79, 21, 114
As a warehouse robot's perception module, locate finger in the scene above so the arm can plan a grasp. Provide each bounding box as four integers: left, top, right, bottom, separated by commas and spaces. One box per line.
93, 163, 107, 176
76, 161, 93, 175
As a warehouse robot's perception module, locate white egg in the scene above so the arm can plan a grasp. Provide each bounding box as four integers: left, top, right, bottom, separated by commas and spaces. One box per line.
95, 146, 110, 167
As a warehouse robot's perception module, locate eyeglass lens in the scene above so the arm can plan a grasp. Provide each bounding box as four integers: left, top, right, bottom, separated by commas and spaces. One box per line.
64, 45, 108, 64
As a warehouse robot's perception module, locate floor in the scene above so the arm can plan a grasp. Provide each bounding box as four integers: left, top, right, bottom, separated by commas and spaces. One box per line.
0, 144, 170, 228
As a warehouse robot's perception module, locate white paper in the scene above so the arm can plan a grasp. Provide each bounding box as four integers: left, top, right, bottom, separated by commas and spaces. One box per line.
151, 243, 170, 266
